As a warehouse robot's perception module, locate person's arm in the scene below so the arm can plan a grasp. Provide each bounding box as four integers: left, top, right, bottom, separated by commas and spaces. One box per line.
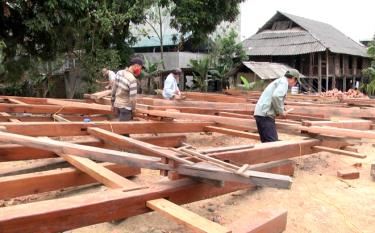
271, 81, 288, 116
111, 72, 120, 106
175, 79, 181, 95
129, 79, 137, 110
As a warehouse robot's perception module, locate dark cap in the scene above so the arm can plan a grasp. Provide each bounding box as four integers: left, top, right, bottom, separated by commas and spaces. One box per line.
130, 57, 144, 67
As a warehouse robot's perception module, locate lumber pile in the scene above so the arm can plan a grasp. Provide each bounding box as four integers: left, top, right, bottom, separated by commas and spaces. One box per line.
0, 91, 374, 232
320, 88, 367, 99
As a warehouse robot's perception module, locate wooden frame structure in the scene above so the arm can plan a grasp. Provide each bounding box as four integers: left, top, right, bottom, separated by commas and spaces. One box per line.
0, 91, 372, 232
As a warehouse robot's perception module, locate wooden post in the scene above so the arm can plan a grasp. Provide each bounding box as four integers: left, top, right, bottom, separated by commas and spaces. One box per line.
318, 52, 322, 93
343, 76, 347, 91
309, 53, 313, 91
326, 51, 329, 91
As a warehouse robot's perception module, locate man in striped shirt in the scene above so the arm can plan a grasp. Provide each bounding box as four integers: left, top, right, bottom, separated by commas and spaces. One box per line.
111, 57, 143, 121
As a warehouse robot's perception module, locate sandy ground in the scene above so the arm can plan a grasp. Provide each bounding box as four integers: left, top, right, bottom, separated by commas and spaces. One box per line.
1, 132, 375, 233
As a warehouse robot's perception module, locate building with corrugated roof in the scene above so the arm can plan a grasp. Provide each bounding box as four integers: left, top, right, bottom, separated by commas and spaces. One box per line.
242, 11, 371, 92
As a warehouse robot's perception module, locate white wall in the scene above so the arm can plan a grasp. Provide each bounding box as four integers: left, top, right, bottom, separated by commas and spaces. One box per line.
137, 52, 207, 70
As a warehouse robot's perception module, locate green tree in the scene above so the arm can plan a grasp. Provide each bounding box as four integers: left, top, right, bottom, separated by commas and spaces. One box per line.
189, 57, 210, 91
1, 0, 244, 96
0, 0, 151, 96
168, 0, 244, 45
361, 35, 375, 94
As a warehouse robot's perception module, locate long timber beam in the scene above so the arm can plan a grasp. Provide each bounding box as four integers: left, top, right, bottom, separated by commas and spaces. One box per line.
0, 121, 213, 136
0, 103, 112, 115
0, 135, 186, 161
0, 160, 294, 233
0, 163, 140, 200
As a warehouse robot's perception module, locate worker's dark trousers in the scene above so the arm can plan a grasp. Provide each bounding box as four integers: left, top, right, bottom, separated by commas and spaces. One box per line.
254, 116, 278, 143
116, 108, 133, 137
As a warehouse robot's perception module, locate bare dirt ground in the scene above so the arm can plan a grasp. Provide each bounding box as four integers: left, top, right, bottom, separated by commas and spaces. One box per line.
1, 132, 375, 233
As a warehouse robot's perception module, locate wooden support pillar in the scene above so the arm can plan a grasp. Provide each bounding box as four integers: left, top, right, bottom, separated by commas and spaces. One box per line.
318, 52, 322, 93
326, 51, 329, 91
309, 53, 314, 91
343, 76, 347, 91
353, 57, 357, 76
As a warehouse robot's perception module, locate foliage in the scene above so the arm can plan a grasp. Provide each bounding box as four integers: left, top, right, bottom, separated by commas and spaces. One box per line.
210, 29, 247, 73
141, 56, 164, 94
239, 75, 250, 90
361, 35, 375, 94
0, 0, 244, 96
0, 0, 151, 82
167, 0, 244, 45
189, 57, 210, 91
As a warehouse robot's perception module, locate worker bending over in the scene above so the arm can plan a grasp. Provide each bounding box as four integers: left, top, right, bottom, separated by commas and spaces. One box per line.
163, 68, 182, 99
111, 57, 143, 121
254, 69, 300, 143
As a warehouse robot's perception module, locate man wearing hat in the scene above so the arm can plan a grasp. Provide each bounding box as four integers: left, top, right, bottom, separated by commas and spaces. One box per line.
111, 57, 143, 121
254, 68, 300, 143
163, 68, 182, 99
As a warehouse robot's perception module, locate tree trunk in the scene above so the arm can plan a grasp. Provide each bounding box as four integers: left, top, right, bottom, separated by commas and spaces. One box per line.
158, 6, 165, 70
64, 69, 81, 99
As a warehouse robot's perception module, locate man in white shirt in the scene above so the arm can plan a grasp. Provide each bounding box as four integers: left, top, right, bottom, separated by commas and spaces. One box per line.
163, 68, 182, 99
102, 68, 116, 89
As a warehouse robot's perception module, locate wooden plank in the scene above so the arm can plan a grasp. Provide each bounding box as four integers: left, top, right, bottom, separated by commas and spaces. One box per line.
57, 152, 144, 190
183, 91, 247, 103
219, 112, 249, 118
146, 105, 251, 115
211, 140, 320, 165
0, 115, 109, 122
0, 112, 21, 122
0, 163, 140, 200
0, 130, 164, 170
8, 118, 21, 123
46, 98, 111, 111
178, 162, 292, 189
0, 121, 212, 136
147, 198, 230, 233
0, 160, 293, 233
312, 146, 366, 158
7, 98, 28, 105
52, 114, 70, 122
137, 97, 254, 111
88, 127, 291, 188
204, 126, 260, 140
303, 119, 372, 130
0, 135, 186, 162
87, 127, 194, 164
199, 145, 254, 154
133, 135, 187, 148
0, 103, 112, 115
303, 125, 375, 139
0, 158, 67, 177
85, 90, 112, 99
227, 209, 287, 233
138, 109, 256, 128
0, 137, 104, 161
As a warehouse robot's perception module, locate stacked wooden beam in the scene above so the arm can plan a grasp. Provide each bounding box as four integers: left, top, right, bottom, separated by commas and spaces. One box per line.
0, 91, 373, 233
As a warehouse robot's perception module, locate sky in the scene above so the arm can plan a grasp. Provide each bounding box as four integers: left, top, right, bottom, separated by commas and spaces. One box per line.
240, 0, 375, 42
